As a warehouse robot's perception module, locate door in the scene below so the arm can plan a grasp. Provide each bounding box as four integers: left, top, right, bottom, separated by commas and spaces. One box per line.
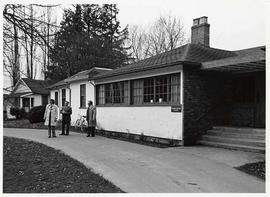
254, 73, 265, 128
22, 97, 30, 112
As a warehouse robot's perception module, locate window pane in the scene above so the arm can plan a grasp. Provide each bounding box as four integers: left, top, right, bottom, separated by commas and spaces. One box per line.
143, 78, 154, 103
123, 81, 129, 104
55, 92, 58, 106
62, 89, 66, 106
31, 98, 34, 107
155, 75, 169, 103
80, 84, 86, 108
171, 73, 180, 103
97, 85, 105, 105
133, 79, 143, 104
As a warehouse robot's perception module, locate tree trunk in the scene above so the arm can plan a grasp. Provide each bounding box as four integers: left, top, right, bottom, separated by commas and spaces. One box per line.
13, 5, 20, 86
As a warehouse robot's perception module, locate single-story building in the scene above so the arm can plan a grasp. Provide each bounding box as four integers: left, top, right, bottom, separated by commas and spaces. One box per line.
91, 16, 265, 148
47, 67, 111, 125
8, 78, 54, 112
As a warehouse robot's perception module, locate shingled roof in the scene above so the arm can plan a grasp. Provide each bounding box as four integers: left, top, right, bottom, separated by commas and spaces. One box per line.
22, 78, 54, 94
47, 67, 112, 89
93, 43, 237, 79
202, 46, 266, 72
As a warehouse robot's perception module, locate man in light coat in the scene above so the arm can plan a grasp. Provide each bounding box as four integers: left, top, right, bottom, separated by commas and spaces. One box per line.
44, 99, 58, 138
86, 100, 96, 137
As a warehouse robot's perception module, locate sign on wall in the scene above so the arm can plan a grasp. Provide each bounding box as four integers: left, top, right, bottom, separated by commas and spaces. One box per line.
171, 105, 182, 112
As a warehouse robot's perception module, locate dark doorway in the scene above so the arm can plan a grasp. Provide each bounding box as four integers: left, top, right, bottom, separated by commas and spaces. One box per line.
230, 72, 265, 128
22, 97, 30, 112
254, 73, 265, 127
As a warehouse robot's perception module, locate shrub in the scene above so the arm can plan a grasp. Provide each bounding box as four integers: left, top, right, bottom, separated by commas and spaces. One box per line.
139, 132, 146, 141
20, 108, 26, 119
10, 107, 25, 119
28, 105, 46, 123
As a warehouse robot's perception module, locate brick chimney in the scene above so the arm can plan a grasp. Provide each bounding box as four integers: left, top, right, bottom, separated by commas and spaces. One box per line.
191, 16, 210, 46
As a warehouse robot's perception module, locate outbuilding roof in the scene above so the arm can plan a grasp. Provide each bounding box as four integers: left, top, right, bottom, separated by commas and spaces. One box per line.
21, 78, 53, 95
47, 67, 112, 89
92, 43, 237, 79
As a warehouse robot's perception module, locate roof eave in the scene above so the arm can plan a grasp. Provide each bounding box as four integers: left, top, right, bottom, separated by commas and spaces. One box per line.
93, 61, 201, 80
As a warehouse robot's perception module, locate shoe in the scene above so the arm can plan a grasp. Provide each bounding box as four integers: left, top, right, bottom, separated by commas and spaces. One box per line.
65, 134, 69, 136
60, 133, 65, 135
53, 136, 56, 138
48, 136, 51, 138
86, 135, 90, 137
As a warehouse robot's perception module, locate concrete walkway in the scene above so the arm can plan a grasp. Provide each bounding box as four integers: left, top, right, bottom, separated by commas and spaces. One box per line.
3, 128, 265, 193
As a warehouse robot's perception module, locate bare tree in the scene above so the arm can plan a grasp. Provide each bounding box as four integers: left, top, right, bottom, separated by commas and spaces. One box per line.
128, 25, 151, 61
3, 5, 21, 86
128, 15, 187, 61
40, 6, 57, 79
3, 4, 59, 85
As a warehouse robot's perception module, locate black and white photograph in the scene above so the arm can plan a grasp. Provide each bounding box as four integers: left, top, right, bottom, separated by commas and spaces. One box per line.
1, 0, 268, 194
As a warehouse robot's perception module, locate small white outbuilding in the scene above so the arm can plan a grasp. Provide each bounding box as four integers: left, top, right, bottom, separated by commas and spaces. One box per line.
47, 67, 111, 125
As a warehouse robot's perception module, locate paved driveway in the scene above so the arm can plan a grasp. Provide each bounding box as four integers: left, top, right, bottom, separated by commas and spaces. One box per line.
3, 128, 265, 193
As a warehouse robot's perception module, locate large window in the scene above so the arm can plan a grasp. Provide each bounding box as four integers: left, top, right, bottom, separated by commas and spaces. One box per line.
55, 92, 59, 106
98, 81, 129, 105
62, 89, 66, 106
80, 84, 86, 108
143, 78, 154, 103
96, 73, 180, 106
132, 79, 143, 104
97, 85, 105, 105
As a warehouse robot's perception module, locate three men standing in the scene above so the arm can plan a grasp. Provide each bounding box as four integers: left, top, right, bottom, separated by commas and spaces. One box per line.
86, 100, 96, 137
60, 101, 72, 135
44, 99, 95, 137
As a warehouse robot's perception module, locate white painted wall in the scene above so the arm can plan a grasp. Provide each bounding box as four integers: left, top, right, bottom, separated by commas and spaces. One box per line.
96, 71, 184, 140
49, 80, 95, 125
69, 81, 95, 126
23, 94, 42, 106
50, 90, 59, 104
97, 106, 183, 140
15, 81, 31, 93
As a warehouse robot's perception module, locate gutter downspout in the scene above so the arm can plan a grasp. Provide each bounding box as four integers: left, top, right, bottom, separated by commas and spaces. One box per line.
89, 80, 96, 105
66, 83, 71, 105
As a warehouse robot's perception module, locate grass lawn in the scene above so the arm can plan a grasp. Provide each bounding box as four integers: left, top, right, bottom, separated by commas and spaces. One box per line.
3, 137, 124, 193
4, 119, 84, 133
236, 161, 265, 180
4, 119, 54, 130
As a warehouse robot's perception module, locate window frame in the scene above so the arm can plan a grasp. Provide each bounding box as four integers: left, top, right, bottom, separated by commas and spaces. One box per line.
80, 84, 86, 108
54, 92, 59, 106
30, 97, 34, 108
96, 72, 181, 106
61, 88, 66, 106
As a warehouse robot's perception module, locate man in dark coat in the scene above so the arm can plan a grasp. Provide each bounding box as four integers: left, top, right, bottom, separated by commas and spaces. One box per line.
86, 100, 96, 137
60, 101, 72, 135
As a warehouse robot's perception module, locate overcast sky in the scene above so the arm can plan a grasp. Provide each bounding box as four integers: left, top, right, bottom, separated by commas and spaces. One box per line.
3, 0, 268, 89
116, 0, 266, 50
58, 0, 267, 50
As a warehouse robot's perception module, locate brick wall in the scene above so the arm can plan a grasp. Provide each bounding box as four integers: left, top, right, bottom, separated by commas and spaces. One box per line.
182, 68, 231, 145
230, 103, 255, 127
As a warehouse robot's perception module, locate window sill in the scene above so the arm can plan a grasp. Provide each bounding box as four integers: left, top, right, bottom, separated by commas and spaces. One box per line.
79, 107, 87, 109
97, 103, 181, 107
